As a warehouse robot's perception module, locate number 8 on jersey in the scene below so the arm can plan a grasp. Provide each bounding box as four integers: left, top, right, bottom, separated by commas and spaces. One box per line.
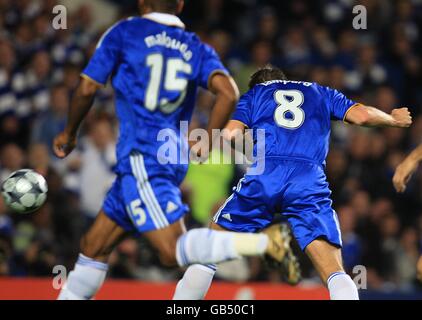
274, 90, 305, 130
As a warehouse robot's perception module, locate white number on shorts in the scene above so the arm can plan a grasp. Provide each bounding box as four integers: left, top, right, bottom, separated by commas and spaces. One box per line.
128, 199, 147, 227
145, 53, 192, 113
273, 90, 305, 129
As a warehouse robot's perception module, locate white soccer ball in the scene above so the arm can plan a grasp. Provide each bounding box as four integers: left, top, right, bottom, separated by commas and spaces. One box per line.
1, 169, 48, 214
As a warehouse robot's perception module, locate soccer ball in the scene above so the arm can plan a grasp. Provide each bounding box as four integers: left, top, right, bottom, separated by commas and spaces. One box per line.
1, 169, 48, 214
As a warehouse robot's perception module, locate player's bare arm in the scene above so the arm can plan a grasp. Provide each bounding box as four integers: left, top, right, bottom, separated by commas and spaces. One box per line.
53, 77, 101, 158
191, 74, 239, 159
392, 142, 422, 283
347, 104, 413, 193
417, 256, 422, 282
221, 120, 253, 155
345, 104, 412, 128
393, 144, 422, 193
224, 120, 246, 139
207, 74, 239, 140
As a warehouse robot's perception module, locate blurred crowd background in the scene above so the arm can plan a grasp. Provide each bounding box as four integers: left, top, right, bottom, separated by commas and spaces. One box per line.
1, 0, 422, 294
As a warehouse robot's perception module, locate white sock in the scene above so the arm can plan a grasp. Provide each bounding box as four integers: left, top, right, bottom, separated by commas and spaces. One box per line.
57, 254, 108, 300
327, 271, 359, 300
176, 228, 268, 266
173, 264, 216, 300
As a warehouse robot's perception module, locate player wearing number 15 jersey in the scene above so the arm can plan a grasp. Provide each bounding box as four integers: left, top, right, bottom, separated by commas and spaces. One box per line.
174, 66, 412, 300
80, 13, 229, 232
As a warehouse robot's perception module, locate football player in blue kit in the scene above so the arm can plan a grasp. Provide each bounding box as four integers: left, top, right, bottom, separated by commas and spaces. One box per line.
173, 66, 412, 300
393, 145, 422, 282
53, 1, 290, 300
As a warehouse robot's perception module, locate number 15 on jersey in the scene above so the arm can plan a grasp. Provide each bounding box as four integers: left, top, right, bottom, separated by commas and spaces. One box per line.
145, 53, 192, 114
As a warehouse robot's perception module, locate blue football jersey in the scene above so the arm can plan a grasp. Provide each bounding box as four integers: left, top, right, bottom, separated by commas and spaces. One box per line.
232, 80, 358, 165
82, 13, 228, 174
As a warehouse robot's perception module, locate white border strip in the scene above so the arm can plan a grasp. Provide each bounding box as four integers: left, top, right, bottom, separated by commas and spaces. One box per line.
130, 155, 163, 229
136, 153, 169, 228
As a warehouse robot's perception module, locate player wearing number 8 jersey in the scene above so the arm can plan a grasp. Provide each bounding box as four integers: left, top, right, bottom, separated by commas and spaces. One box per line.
215, 76, 357, 245
174, 66, 412, 300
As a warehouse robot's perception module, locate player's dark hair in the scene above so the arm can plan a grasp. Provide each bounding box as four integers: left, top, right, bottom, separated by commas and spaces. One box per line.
248, 66, 287, 89
144, 0, 180, 13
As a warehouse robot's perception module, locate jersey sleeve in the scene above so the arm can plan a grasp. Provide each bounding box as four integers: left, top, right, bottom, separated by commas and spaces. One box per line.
232, 90, 253, 128
324, 86, 358, 121
82, 21, 125, 86
198, 44, 229, 89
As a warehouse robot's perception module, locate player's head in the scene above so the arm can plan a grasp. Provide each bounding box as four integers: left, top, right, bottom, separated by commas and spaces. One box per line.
139, 0, 184, 15
248, 65, 287, 89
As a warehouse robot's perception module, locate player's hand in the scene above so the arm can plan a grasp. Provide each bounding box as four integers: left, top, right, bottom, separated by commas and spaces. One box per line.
393, 157, 418, 193
53, 131, 77, 159
391, 108, 412, 128
417, 256, 422, 282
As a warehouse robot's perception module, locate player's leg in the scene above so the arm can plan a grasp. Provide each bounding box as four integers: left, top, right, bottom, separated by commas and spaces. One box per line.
284, 163, 358, 300
174, 220, 283, 267
282, 161, 358, 300
288, 214, 359, 300
144, 219, 273, 267
58, 210, 127, 300
142, 218, 217, 300
173, 221, 299, 300
143, 218, 186, 266
144, 218, 267, 299
58, 176, 134, 300
173, 263, 217, 300
173, 222, 223, 300
305, 239, 358, 300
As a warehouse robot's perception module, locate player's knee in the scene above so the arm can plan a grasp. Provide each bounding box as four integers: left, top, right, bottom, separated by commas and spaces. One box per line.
157, 242, 178, 267
306, 239, 345, 282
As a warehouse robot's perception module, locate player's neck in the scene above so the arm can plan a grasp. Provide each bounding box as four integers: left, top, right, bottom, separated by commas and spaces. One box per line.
142, 11, 185, 29
141, 7, 177, 16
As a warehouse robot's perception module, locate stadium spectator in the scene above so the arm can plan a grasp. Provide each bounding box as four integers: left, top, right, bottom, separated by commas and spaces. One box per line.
31, 84, 69, 152
77, 117, 116, 221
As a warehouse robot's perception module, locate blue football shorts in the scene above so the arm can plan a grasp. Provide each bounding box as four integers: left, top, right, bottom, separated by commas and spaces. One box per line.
102, 151, 189, 234
213, 157, 342, 251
